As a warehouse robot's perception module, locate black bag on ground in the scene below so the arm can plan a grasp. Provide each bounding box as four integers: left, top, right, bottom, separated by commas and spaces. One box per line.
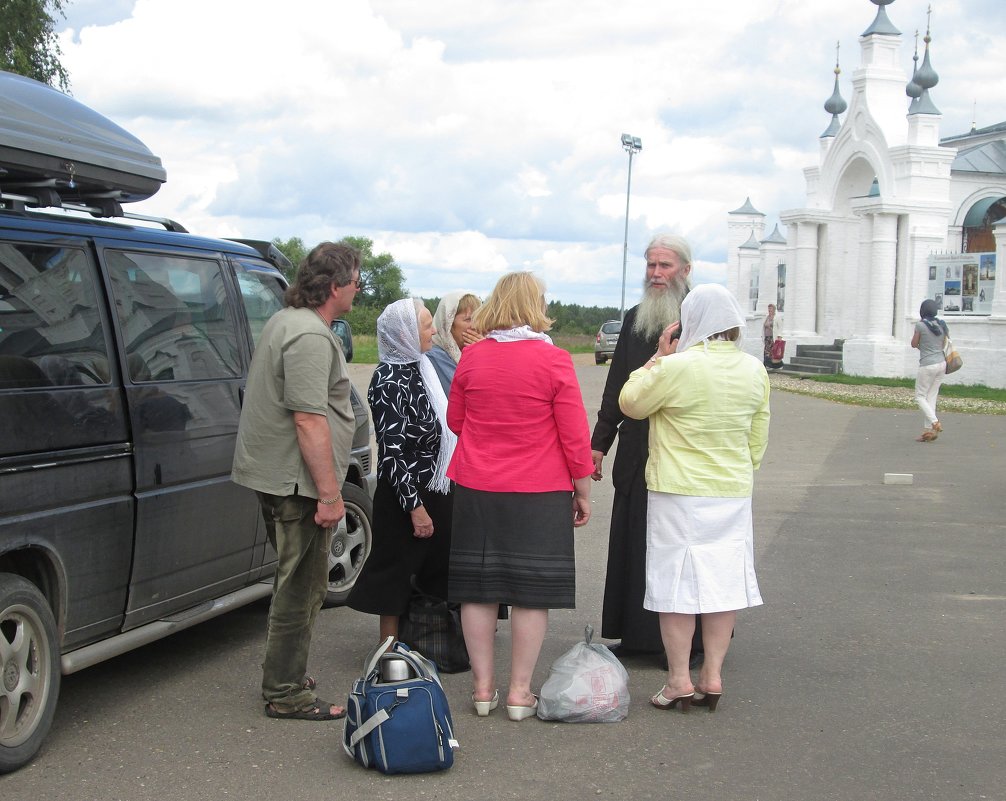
398, 579, 470, 674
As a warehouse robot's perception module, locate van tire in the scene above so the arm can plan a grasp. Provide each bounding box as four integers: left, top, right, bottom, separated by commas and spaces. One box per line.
323, 483, 373, 607
0, 573, 61, 774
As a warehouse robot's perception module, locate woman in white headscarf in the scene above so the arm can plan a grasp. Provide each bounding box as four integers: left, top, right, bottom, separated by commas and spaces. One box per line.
347, 298, 454, 642
425, 291, 483, 395
619, 283, 770, 715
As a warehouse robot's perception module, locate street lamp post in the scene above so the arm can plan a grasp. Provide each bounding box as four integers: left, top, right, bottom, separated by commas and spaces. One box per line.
619, 133, 642, 321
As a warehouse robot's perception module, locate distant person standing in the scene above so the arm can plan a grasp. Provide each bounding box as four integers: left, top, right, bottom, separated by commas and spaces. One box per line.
590, 234, 695, 661
911, 299, 948, 443
762, 303, 782, 369
232, 241, 361, 721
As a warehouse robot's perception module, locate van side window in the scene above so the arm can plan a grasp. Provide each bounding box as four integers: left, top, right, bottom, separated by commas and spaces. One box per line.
0, 243, 110, 388
234, 260, 285, 348
106, 250, 240, 381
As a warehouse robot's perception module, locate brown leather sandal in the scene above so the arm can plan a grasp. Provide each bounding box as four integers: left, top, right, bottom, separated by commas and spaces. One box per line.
265, 699, 346, 720
916, 430, 938, 442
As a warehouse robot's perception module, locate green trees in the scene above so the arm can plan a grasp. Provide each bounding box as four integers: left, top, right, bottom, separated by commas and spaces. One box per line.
339, 236, 408, 310
547, 300, 620, 335
272, 235, 408, 334
0, 0, 70, 91
340, 236, 408, 335
269, 235, 618, 336
270, 236, 308, 282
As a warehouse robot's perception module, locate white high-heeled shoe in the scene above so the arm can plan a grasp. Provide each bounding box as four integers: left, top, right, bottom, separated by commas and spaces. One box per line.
472, 689, 499, 717
505, 695, 538, 721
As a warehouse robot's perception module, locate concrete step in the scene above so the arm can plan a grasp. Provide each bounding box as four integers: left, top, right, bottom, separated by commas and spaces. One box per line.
784, 358, 840, 375
795, 346, 842, 360
778, 340, 844, 376
790, 355, 842, 370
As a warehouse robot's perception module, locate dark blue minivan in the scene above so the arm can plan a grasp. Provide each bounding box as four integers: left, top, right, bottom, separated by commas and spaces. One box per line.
0, 70, 373, 773
0, 208, 375, 774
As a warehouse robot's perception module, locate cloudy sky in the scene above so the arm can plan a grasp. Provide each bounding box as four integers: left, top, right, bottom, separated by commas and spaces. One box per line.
56, 0, 1006, 308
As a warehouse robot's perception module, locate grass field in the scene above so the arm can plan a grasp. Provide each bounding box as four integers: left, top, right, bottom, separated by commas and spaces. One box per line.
790, 372, 1006, 403
350, 333, 594, 363
347, 334, 1005, 403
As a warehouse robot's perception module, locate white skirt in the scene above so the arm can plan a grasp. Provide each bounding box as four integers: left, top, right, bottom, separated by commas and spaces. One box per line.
643, 491, 763, 614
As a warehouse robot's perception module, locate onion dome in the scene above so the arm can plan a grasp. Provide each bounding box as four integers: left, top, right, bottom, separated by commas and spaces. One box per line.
906, 30, 923, 100
908, 9, 941, 115
822, 42, 847, 138
862, 0, 900, 36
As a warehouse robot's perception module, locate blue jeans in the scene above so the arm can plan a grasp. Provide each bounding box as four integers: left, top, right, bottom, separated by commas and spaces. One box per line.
257, 493, 331, 710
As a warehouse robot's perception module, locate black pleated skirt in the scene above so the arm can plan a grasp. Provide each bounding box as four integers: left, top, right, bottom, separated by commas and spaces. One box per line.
346, 479, 453, 616
448, 484, 575, 609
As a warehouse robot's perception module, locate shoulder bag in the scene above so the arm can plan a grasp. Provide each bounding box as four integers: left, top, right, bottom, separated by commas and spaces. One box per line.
944, 336, 963, 374
770, 337, 786, 363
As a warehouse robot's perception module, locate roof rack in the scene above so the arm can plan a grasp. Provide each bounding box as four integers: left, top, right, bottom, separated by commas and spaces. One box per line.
227, 239, 294, 272
0, 188, 188, 233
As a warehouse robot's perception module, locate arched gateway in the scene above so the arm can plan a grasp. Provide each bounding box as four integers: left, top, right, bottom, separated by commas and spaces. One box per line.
728, 0, 1006, 388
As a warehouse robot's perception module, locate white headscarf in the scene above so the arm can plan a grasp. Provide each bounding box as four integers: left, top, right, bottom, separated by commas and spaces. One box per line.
375, 298, 454, 494
675, 283, 747, 354
431, 290, 472, 364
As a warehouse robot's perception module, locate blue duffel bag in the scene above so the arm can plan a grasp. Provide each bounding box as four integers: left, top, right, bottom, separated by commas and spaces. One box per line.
343, 636, 459, 774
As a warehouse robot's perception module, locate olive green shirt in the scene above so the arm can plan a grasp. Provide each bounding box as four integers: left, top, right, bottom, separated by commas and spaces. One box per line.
232, 306, 353, 498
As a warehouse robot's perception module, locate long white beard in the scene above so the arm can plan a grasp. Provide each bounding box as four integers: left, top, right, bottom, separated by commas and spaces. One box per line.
633, 278, 688, 340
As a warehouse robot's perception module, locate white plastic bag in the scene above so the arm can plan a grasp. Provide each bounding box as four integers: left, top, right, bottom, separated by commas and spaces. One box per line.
537, 625, 630, 723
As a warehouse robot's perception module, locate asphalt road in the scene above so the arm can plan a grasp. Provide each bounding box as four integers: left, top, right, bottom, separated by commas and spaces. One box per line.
2, 355, 1004, 801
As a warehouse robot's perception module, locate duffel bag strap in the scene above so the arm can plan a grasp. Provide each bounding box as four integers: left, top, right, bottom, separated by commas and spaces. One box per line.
361, 636, 443, 687
348, 685, 417, 748
348, 707, 390, 748
361, 635, 396, 678
390, 643, 440, 684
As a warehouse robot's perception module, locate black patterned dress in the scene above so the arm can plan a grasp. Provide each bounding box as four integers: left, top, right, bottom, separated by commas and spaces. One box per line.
346, 361, 453, 614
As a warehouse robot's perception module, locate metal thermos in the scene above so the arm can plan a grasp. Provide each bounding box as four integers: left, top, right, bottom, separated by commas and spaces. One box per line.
382, 657, 411, 681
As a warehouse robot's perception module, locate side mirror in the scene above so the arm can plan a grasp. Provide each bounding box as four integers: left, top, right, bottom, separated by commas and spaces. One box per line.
331, 319, 354, 362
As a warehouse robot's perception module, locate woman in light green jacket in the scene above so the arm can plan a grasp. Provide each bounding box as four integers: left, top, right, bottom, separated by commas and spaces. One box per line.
620, 283, 769, 714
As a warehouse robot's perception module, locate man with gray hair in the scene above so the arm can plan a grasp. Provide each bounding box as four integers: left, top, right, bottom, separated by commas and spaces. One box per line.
233, 241, 361, 720
591, 234, 696, 662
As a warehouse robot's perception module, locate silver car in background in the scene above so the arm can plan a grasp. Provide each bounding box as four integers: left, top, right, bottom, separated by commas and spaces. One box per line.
594, 319, 622, 364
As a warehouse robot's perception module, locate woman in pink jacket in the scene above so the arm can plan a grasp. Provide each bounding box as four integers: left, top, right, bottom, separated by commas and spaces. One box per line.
447, 271, 594, 721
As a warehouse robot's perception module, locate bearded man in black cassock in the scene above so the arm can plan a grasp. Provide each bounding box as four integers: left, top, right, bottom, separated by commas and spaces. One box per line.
590, 233, 702, 664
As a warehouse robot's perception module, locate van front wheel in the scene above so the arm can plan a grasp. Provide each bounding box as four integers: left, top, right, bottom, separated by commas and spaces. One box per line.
323, 483, 374, 607
0, 573, 61, 774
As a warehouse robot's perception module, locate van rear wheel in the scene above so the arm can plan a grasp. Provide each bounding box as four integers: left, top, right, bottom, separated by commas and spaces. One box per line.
0, 573, 61, 774
323, 483, 373, 607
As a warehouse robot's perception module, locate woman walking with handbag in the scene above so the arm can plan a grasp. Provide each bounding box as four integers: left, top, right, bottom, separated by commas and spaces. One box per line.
911, 299, 948, 443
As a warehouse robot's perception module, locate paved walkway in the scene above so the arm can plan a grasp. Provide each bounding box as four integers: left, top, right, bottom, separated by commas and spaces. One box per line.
342, 367, 1006, 801
5, 377, 1003, 801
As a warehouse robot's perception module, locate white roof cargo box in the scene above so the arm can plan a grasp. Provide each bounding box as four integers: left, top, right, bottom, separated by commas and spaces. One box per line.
0, 70, 166, 208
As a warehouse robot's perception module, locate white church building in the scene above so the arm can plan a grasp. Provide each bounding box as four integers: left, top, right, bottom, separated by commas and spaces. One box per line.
728, 0, 1006, 387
